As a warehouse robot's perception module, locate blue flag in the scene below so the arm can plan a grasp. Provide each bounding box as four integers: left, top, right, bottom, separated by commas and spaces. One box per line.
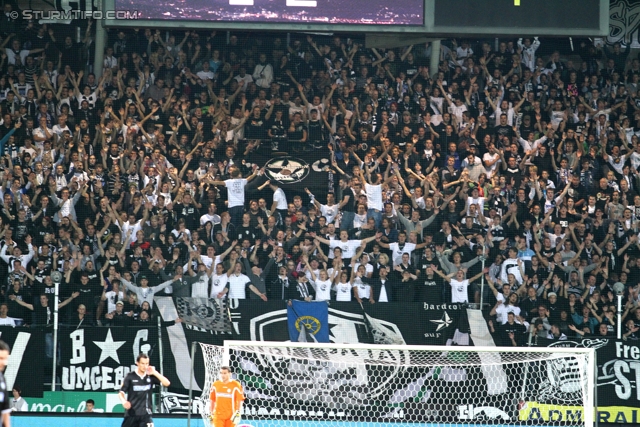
287, 300, 329, 343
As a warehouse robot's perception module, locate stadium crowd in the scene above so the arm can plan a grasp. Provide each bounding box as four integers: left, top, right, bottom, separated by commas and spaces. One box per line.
0, 14, 635, 347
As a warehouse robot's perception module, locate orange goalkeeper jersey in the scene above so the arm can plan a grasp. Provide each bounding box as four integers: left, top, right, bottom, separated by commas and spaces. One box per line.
210, 380, 244, 418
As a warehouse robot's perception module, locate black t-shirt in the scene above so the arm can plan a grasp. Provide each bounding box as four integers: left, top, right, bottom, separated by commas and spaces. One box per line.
594, 186, 613, 210
498, 321, 526, 346
245, 117, 266, 140
236, 225, 256, 243
540, 247, 556, 262
32, 267, 51, 285
552, 213, 579, 230
494, 125, 515, 142
392, 277, 417, 303
566, 183, 586, 205
73, 283, 97, 312
6, 288, 27, 320
308, 119, 324, 142
175, 203, 199, 230
120, 371, 161, 417
33, 303, 52, 326
10, 219, 30, 241
0, 371, 9, 414
32, 282, 56, 306
417, 273, 444, 305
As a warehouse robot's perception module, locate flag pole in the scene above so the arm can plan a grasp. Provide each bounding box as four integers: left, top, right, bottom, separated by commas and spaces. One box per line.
479, 245, 486, 310
157, 316, 164, 412
188, 340, 198, 427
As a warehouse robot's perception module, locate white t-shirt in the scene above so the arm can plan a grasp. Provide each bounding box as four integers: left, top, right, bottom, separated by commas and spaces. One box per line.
305, 268, 321, 283
500, 259, 523, 284
320, 204, 339, 224
234, 74, 254, 91
5, 49, 30, 66
544, 195, 563, 214
353, 277, 371, 298
357, 262, 374, 276
388, 242, 417, 266
312, 279, 332, 301
329, 239, 363, 259
449, 103, 468, 124
200, 213, 221, 226
225, 179, 248, 208
333, 282, 353, 301
353, 213, 368, 228
364, 183, 383, 211
228, 274, 251, 299
378, 279, 390, 302
122, 220, 143, 244
495, 107, 516, 126
496, 304, 521, 324
0, 317, 15, 326
273, 188, 288, 210
450, 279, 469, 303
197, 70, 215, 81
210, 273, 228, 298
105, 290, 124, 313
185, 255, 220, 271
467, 196, 485, 215
483, 152, 501, 178
191, 273, 210, 298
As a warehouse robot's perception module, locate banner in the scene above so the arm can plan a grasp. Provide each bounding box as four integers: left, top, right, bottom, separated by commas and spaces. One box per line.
155, 299, 469, 398
287, 301, 329, 343
27, 391, 123, 412
59, 326, 159, 392
530, 337, 640, 424
608, 0, 640, 47
0, 326, 44, 398
232, 301, 467, 345
175, 297, 231, 333
155, 297, 229, 395
247, 153, 332, 201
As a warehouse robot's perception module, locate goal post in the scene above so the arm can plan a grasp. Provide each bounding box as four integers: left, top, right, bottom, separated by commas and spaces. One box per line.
197, 340, 596, 427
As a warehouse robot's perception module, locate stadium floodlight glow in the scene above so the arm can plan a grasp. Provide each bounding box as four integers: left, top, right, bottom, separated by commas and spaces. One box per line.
103, 0, 607, 37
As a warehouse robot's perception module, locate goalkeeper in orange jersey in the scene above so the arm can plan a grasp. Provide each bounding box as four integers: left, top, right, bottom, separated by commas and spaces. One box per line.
209, 366, 245, 427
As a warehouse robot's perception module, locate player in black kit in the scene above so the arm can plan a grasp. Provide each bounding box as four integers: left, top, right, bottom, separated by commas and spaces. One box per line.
119, 353, 170, 427
0, 341, 11, 427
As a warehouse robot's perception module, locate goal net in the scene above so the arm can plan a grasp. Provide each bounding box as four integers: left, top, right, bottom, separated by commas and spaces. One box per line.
199, 341, 595, 427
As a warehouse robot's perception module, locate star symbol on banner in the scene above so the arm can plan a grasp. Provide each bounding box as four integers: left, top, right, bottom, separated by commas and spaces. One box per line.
93, 329, 126, 364
430, 311, 452, 332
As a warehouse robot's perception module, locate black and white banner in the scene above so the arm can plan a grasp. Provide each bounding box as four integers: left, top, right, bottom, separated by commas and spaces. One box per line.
59, 326, 159, 391
534, 337, 640, 424
161, 391, 207, 414
0, 326, 45, 397
230, 301, 467, 345
155, 297, 230, 396
247, 153, 332, 201
175, 297, 231, 332
608, 0, 640, 47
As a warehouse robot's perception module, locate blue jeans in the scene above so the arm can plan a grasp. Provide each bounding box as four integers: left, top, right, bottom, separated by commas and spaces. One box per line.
367, 209, 382, 230
229, 206, 244, 228
341, 211, 355, 231
45, 332, 53, 358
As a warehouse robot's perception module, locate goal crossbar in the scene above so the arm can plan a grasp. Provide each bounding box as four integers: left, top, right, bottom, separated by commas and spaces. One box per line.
224, 339, 597, 354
